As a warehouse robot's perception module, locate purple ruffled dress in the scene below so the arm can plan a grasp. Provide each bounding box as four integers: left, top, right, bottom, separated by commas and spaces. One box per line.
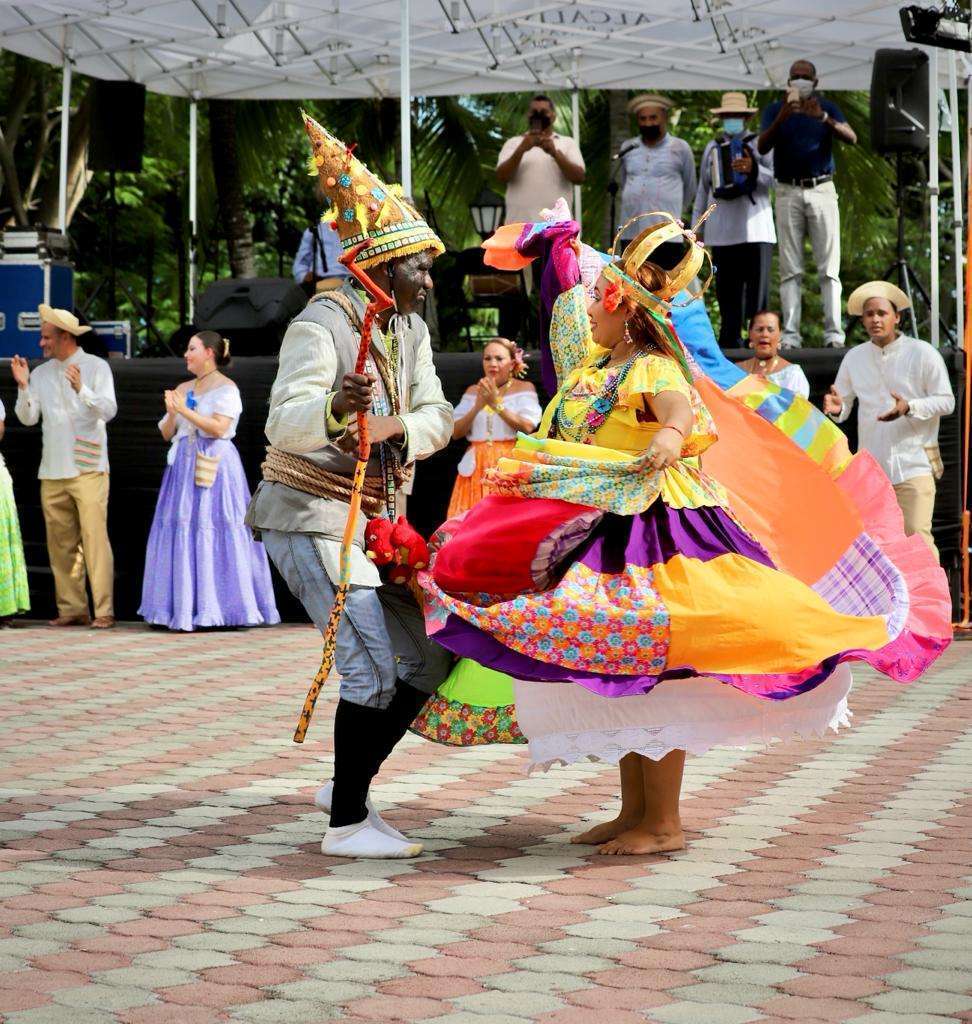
139, 383, 280, 631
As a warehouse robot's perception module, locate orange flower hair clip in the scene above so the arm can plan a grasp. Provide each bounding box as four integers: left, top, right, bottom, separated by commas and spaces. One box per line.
603, 280, 623, 313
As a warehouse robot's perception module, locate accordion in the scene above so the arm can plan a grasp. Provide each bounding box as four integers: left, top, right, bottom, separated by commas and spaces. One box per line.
709, 134, 758, 201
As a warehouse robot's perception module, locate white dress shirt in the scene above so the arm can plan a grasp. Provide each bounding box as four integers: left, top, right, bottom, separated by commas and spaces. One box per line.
831, 334, 954, 485
15, 349, 117, 479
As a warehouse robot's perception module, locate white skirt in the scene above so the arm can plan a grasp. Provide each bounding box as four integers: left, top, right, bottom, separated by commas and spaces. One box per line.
513, 665, 853, 771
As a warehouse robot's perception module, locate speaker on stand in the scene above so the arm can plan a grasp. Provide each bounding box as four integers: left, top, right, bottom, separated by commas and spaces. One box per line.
869, 48, 953, 344
87, 81, 147, 319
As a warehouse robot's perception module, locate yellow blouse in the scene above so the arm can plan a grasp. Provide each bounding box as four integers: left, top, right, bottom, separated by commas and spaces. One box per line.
538, 349, 717, 457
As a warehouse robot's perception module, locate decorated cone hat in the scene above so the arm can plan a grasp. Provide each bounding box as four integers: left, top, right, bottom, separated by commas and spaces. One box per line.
302, 111, 444, 270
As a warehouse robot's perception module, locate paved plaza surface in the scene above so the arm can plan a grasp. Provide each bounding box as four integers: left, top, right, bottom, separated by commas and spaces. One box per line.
0, 623, 970, 1024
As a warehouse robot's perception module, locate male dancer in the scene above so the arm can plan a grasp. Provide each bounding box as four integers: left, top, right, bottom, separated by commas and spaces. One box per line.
246, 115, 453, 858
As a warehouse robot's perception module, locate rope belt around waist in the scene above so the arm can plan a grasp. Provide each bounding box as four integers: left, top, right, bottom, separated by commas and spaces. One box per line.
261, 445, 387, 518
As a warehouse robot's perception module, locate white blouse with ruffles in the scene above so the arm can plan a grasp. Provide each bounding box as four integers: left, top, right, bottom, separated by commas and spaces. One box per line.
159, 383, 243, 464
453, 387, 543, 477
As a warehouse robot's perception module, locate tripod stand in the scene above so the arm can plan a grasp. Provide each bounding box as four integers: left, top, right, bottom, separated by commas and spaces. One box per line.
881, 152, 955, 345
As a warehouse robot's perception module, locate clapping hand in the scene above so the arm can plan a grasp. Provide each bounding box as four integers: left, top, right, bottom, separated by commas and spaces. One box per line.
65, 364, 82, 394
877, 392, 910, 422
10, 356, 29, 389
822, 386, 843, 417
477, 376, 501, 409
164, 389, 187, 415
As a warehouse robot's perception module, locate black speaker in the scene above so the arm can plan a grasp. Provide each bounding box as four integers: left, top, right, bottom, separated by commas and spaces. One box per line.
870, 48, 929, 154
88, 81, 146, 172
195, 277, 308, 357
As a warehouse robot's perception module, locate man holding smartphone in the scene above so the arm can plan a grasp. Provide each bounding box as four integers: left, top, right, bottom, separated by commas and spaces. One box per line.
758, 60, 857, 349
496, 95, 586, 224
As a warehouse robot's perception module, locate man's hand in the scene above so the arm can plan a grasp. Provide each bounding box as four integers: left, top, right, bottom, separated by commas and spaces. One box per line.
823, 386, 843, 417
519, 133, 540, 152
776, 99, 798, 124
65, 364, 82, 394
731, 153, 754, 175
802, 97, 824, 120
537, 133, 556, 156
877, 392, 910, 422
11, 356, 29, 389
331, 371, 375, 421
337, 414, 403, 452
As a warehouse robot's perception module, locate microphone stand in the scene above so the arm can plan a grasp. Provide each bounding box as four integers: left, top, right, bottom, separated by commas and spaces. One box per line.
607, 142, 638, 246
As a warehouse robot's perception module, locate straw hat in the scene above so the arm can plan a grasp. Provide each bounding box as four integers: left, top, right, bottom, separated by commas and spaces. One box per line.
38, 304, 91, 336
710, 91, 758, 116
628, 93, 673, 114
846, 281, 911, 316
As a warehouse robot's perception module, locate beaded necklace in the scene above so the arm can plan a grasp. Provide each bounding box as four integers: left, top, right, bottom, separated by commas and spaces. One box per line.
371, 325, 402, 519
553, 350, 644, 444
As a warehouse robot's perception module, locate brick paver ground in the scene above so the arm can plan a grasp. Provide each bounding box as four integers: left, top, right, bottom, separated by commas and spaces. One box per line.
1, 623, 970, 1024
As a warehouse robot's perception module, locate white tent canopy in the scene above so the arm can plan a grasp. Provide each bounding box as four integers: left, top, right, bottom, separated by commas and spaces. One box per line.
0, 0, 942, 99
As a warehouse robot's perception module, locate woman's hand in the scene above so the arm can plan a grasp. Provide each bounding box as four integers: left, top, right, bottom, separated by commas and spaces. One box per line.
478, 377, 500, 408
645, 426, 683, 471
164, 389, 185, 416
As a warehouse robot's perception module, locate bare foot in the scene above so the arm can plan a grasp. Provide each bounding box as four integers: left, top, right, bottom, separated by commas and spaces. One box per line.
571, 815, 642, 845
598, 825, 685, 856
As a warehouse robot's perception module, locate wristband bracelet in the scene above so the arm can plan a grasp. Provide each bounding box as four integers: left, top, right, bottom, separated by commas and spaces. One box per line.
659, 423, 686, 439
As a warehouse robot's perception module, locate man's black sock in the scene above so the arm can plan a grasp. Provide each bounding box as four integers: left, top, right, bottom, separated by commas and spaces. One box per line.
330, 698, 386, 827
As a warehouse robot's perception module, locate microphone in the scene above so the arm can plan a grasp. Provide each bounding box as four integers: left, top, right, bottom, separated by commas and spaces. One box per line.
613, 141, 638, 161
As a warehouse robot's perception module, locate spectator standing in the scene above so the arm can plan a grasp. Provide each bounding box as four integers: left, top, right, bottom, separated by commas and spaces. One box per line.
10, 305, 117, 627
293, 220, 351, 296
758, 59, 857, 348
823, 281, 954, 560
496, 95, 585, 224
693, 93, 776, 349
617, 93, 696, 267
737, 311, 810, 398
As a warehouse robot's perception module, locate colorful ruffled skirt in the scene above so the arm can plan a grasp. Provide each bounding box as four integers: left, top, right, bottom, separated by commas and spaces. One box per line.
0, 454, 29, 618
447, 439, 516, 519
418, 383, 952, 768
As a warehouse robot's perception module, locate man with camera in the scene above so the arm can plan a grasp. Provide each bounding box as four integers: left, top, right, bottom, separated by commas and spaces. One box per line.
496, 94, 586, 225
693, 92, 776, 348
759, 60, 857, 348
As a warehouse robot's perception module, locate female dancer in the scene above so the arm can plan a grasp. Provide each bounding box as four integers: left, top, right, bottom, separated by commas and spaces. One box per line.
0, 398, 29, 622
139, 331, 279, 632
448, 338, 541, 518
417, 212, 951, 855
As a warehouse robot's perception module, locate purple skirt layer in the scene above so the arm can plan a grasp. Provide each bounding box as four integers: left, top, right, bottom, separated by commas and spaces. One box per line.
139, 436, 280, 632
428, 501, 841, 701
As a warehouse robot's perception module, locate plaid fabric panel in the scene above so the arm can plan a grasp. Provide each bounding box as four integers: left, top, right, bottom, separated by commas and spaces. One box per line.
73, 437, 102, 470
813, 534, 909, 638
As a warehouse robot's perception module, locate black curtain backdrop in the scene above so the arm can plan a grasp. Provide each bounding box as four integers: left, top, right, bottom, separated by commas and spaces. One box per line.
1, 348, 964, 623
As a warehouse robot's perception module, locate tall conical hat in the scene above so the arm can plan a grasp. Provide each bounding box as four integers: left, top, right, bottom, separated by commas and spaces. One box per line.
302, 111, 444, 270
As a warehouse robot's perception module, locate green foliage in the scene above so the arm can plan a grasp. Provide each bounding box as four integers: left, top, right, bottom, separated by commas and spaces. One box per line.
1, 49, 964, 352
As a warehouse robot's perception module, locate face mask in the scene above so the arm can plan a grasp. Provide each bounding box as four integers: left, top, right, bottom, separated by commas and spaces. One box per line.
640, 124, 661, 142
529, 111, 551, 130
722, 117, 745, 136
789, 77, 814, 99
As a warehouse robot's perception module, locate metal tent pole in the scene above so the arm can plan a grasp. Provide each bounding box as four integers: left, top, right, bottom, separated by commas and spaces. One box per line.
571, 86, 581, 226
950, 51, 964, 349
930, 46, 941, 348
188, 96, 198, 323
57, 51, 72, 232
400, 0, 412, 197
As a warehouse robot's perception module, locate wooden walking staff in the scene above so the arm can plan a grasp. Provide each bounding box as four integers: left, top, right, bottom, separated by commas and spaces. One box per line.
293, 237, 394, 743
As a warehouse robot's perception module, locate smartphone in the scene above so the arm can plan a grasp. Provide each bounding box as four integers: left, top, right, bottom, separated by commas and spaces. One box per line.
785, 87, 800, 105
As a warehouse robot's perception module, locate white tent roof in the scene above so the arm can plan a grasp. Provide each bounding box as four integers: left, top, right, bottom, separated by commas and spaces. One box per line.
0, 0, 936, 99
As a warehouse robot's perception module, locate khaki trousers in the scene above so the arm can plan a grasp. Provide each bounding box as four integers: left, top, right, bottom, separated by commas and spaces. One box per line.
893, 473, 938, 563
40, 472, 114, 618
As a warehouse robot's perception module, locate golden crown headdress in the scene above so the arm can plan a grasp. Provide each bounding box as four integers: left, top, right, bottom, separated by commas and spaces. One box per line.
301, 111, 444, 271
603, 208, 715, 316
